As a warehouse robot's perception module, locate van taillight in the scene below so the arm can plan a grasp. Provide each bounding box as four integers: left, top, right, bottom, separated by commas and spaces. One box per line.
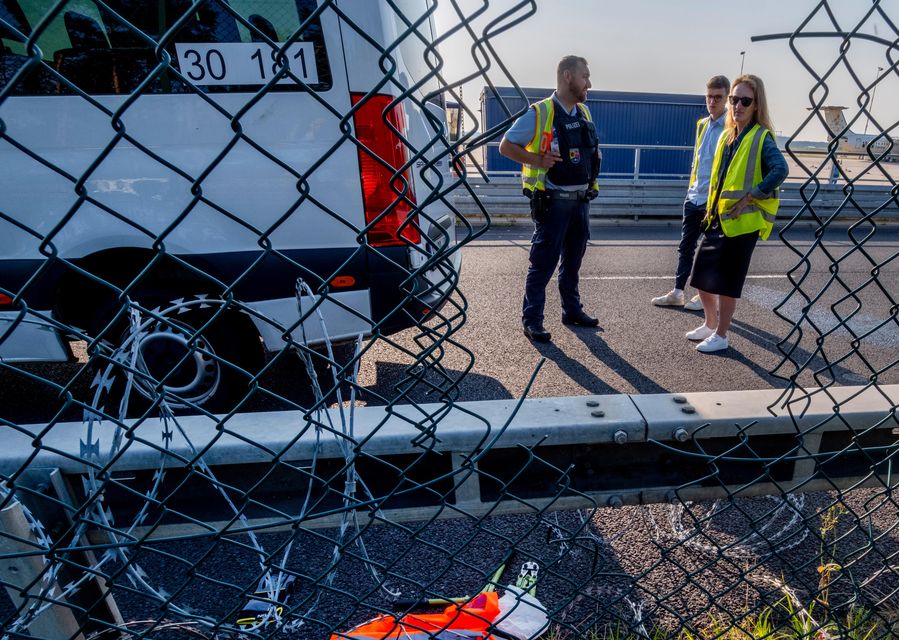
330, 276, 356, 288
351, 93, 421, 247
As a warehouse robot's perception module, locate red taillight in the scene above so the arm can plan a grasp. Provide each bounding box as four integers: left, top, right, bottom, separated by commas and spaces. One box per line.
330, 275, 356, 288
351, 93, 421, 247
0, 293, 13, 306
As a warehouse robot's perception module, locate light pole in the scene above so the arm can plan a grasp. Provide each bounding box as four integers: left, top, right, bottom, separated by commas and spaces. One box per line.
864, 66, 884, 135
739, 51, 746, 76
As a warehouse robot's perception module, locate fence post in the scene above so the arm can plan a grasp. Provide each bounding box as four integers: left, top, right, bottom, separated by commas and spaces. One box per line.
0, 500, 84, 640
633, 147, 641, 180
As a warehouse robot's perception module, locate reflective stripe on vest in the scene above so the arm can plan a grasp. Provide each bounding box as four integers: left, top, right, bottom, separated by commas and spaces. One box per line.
708, 123, 780, 241
521, 98, 599, 193
521, 98, 555, 192
688, 117, 709, 187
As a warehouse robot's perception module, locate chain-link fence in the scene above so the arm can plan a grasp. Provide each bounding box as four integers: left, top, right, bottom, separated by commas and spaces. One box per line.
1, 1, 898, 639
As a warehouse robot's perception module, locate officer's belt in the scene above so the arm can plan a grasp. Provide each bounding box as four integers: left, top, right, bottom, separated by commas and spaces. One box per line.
546, 189, 588, 201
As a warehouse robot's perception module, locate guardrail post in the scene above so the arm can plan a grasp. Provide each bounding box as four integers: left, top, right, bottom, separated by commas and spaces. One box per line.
0, 499, 84, 639
791, 431, 823, 487
633, 147, 641, 180
451, 451, 481, 506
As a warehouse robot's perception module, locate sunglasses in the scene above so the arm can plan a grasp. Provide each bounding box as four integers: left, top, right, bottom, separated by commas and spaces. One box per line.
729, 95, 754, 107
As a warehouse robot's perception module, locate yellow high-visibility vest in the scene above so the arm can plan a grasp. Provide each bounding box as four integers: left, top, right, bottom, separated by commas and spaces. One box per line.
707, 123, 780, 240
688, 117, 710, 187
521, 97, 599, 193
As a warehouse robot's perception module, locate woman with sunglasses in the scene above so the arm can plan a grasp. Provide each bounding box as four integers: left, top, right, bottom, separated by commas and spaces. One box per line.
686, 74, 788, 353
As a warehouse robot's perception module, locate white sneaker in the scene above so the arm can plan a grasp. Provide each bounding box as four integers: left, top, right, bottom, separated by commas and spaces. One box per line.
696, 333, 728, 353
686, 324, 715, 341
652, 290, 684, 306
684, 295, 703, 311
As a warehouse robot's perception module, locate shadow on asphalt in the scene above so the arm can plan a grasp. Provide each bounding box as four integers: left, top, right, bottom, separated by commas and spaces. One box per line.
530, 327, 669, 395
1, 351, 516, 425
361, 361, 514, 405
728, 319, 867, 386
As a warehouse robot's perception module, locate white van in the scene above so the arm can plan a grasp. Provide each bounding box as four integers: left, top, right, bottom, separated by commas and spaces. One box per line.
0, 0, 460, 411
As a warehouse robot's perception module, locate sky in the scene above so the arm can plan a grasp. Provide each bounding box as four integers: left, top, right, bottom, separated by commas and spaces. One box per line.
432, 0, 899, 142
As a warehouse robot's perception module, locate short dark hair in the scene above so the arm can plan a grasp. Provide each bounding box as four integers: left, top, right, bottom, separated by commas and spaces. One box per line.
707, 75, 730, 93
557, 55, 588, 83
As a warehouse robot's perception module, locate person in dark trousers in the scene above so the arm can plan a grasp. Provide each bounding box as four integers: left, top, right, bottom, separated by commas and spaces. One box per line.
687, 74, 788, 353
499, 55, 601, 343
652, 75, 730, 311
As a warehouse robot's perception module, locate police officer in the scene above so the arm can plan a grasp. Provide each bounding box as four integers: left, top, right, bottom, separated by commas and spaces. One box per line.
500, 55, 601, 343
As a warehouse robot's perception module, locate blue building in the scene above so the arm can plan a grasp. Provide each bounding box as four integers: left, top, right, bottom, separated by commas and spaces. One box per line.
482, 87, 707, 179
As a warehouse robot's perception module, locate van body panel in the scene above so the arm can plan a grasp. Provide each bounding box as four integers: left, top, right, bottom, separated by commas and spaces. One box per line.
337, 0, 456, 295
0, 19, 364, 258
0, 311, 70, 362
0, 0, 458, 374
248, 290, 372, 349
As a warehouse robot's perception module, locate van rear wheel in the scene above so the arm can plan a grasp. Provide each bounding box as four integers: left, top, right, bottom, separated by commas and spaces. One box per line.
309, 342, 358, 398
95, 298, 264, 416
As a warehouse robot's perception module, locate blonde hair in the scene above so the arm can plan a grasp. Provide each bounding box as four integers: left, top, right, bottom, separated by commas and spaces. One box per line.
724, 74, 774, 144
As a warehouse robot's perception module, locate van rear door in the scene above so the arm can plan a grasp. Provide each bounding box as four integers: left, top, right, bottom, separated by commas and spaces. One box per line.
335, 0, 459, 332
0, 0, 381, 352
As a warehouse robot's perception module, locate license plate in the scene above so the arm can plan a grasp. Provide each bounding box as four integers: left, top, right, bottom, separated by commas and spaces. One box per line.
174, 42, 318, 86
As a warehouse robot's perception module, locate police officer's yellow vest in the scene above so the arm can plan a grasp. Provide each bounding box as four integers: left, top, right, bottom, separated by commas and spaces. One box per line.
521, 97, 600, 193
689, 117, 710, 187
708, 123, 779, 240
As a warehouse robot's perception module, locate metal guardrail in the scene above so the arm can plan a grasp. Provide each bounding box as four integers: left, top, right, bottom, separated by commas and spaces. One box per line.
4, 385, 897, 538
483, 141, 899, 182
453, 176, 899, 220
484, 142, 695, 180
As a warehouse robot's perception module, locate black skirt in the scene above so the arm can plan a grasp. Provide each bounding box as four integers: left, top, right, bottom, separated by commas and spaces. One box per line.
689, 225, 760, 298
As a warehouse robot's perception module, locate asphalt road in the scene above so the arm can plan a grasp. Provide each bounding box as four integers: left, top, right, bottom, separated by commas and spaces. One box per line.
3, 221, 898, 637
3, 221, 898, 421
359, 220, 899, 405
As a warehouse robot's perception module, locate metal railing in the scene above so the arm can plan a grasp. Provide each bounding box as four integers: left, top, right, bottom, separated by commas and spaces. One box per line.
483, 141, 899, 183
484, 142, 696, 180
453, 176, 899, 221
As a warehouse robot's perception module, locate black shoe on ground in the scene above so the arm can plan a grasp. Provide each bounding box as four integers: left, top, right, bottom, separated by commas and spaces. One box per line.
522, 323, 551, 342
561, 311, 599, 327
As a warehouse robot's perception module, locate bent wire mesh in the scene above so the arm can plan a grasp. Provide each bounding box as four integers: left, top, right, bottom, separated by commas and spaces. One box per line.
0, 1, 898, 639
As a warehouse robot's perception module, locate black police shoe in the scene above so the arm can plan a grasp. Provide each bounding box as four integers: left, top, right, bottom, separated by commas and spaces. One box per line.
522, 322, 551, 342
561, 311, 600, 327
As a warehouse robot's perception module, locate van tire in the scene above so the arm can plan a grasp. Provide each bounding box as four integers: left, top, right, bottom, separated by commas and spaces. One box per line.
94, 297, 264, 416
310, 342, 358, 398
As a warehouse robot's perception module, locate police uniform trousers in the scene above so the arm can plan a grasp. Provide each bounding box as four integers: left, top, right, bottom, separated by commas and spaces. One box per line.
522, 194, 590, 324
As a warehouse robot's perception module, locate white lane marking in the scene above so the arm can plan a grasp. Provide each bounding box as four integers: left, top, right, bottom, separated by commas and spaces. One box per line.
579, 275, 789, 281
742, 284, 899, 348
